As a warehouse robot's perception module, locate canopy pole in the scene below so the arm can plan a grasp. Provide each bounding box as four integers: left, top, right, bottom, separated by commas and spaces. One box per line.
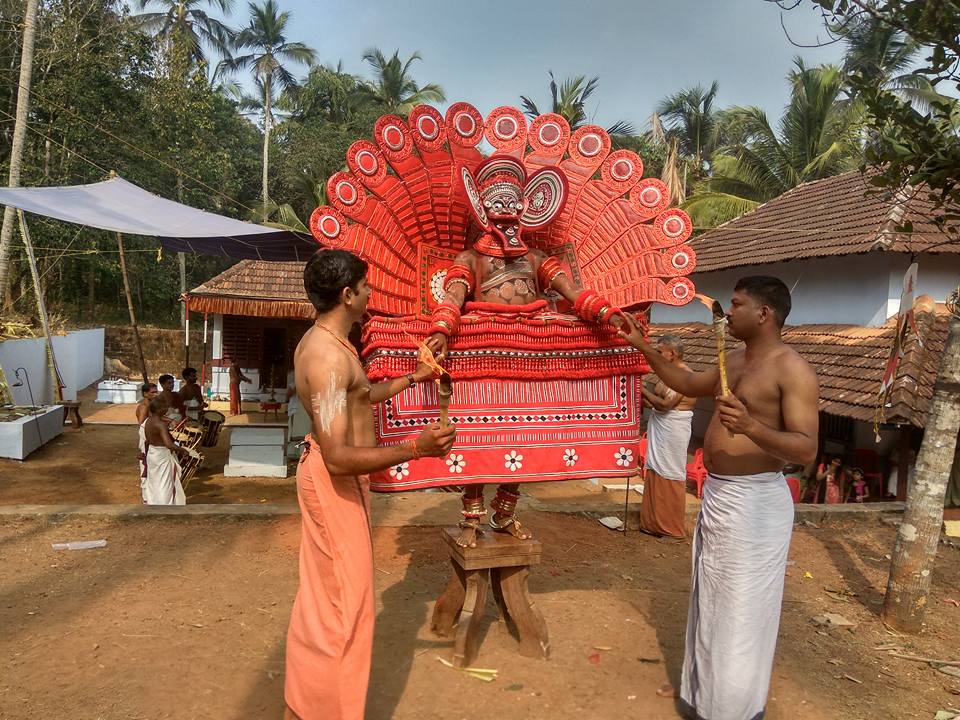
17, 209, 62, 403
184, 302, 190, 369
201, 312, 209, 388
117, 232, 148, 384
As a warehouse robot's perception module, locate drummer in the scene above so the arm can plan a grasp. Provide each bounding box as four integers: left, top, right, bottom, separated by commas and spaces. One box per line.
158, 374, 186, 425
179, 367, 206, 421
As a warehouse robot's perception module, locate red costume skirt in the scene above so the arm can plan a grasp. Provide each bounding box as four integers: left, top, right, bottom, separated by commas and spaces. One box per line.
363, 307, 647, 492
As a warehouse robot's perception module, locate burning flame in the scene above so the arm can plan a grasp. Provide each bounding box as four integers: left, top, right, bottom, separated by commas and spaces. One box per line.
403, 331, 447, 381
694, 293, 715, 310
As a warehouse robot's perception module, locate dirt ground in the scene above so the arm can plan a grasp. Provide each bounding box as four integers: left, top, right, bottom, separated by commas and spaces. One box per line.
1, 511, 958, 720
0, 423, 299, 505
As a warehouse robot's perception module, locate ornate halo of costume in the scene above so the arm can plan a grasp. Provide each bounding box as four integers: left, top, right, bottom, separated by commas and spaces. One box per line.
309, 103, 696, 492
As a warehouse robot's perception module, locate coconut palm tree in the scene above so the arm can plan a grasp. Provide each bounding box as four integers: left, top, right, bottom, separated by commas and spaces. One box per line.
361, 48, 445, 114
683, 59, 863, 228
217, 0, 315, 209
655, 81, 722, 184
520, 71, 635, 136
133, 0, 235, 67
835, 13, 936, 108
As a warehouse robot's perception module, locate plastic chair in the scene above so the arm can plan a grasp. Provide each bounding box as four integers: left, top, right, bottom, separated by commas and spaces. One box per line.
686, 448, 708, 498
638, 433, 648, 473
785, 476, 801, 503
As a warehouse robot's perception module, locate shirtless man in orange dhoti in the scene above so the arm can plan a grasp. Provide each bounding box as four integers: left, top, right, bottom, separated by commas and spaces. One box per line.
284, 249, 456, 720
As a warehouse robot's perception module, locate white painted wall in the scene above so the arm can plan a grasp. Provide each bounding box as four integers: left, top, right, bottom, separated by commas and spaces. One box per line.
651, 253, 960, 327
0, 329, 105, 404
52, 328, 104, 401
212, 313, 223, 360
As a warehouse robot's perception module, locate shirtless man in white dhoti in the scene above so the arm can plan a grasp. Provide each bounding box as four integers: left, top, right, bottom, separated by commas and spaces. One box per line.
142, 397, 190, 505
640, 335, 697, 539
620, 275, 819, 720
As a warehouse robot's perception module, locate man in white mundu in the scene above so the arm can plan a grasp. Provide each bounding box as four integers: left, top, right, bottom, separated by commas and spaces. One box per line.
640, 334, 696, 539
142, 397, 189, 506
620, 276, 819, 720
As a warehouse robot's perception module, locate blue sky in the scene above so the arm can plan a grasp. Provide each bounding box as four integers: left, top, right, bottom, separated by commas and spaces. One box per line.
213, 0, 847, 127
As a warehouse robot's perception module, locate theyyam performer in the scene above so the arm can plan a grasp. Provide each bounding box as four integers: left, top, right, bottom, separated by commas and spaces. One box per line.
619, 276, 819, 720
284, 249, 455, 720
309, 102, 698, 545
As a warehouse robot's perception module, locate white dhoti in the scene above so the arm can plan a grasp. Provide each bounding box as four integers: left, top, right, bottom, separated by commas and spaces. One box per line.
138, 421, 148, 503
645, 408, 693, 481
184, 398, 200, 421
143, 445, 186, 506
680, 471, 794, 720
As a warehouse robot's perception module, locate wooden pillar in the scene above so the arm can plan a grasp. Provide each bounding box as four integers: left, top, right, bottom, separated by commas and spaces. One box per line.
117, 233, 148, 384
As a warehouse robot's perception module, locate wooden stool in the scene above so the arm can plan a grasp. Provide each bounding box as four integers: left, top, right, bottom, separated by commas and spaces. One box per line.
260, 401, 281, 420
431, 526, 549, 668
61, 401, 82, 427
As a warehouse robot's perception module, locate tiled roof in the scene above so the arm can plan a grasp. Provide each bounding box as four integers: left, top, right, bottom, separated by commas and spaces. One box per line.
651, 301, 949, 425
691, 171, 956, 273
184, 260, 313, 319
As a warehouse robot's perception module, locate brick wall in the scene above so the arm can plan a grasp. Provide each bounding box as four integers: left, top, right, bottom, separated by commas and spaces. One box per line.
104, 325, 209, 381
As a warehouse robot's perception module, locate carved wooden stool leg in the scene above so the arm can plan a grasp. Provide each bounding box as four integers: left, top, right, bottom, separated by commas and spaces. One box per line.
489, 567, 515, 634
498, 565, 549, 659
431, 558, 466, 637
452, 568, 489, 668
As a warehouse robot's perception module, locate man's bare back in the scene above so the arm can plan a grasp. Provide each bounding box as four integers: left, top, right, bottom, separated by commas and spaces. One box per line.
703, 344, 815, 475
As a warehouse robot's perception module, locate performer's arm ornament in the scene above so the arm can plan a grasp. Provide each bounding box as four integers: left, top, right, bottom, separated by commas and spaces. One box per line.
537, 256, 567, 289
573, 288, 621, 325
430, 300, 462, 337
443, 263, 475, 299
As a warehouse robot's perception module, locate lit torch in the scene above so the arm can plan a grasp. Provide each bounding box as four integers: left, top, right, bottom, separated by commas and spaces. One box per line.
407, 331, 454, 427
695, 294, 734, 436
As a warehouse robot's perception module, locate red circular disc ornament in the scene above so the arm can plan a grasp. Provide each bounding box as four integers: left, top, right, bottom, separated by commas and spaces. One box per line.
347, 140, 387, 185
653, 208, 692, 245
309, 205, 347, 247
629, 178, 671, 220
527, 113, 570, 158
600, 150, 644, 193
445, 102, 484, 147
326, 172, 366, 216
665, 277, 695, 305
408, 104, 446, 152
568, 125, 610, 167
484, 106, 527, 153
374, 115, 413, 163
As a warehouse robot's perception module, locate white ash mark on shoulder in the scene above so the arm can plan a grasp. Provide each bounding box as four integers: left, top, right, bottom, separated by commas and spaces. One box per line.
311, 371, 347, 434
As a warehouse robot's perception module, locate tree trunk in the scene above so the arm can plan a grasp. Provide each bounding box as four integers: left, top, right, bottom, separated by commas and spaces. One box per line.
117, 233, 148, 384
0, 0, 40, 306
881, 313, 960, 632
175, 175, 186, 330
261, 74, 271, 213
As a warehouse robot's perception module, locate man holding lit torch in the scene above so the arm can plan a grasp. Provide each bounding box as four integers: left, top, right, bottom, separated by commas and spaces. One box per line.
619, 276, 819, 720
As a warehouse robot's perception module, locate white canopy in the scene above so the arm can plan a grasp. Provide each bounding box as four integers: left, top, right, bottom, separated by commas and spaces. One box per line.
0, 175, 316, 260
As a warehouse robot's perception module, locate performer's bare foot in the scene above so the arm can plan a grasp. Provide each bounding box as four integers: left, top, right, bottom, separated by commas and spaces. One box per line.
656, 682, 678, 698
455, 519, 483, 548
490, 514, 531, 540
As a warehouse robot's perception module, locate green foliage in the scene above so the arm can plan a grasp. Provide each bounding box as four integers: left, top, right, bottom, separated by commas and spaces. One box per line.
808, 0, 960, 237
520, 71, 636, 136
0, 0, 259, 326
683, 59, 863, 228
360, 48, 445, 114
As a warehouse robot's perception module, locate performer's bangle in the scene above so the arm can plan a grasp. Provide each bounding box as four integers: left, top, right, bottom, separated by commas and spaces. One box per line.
405, 373, 417, 388
537, 256, 566, 288
408, 438, 423, 461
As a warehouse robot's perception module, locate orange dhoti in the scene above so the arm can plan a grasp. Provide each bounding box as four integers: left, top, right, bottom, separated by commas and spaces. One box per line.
285, 435, 374, 720
639, 407, 692, 539
640, 468, 688, 539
